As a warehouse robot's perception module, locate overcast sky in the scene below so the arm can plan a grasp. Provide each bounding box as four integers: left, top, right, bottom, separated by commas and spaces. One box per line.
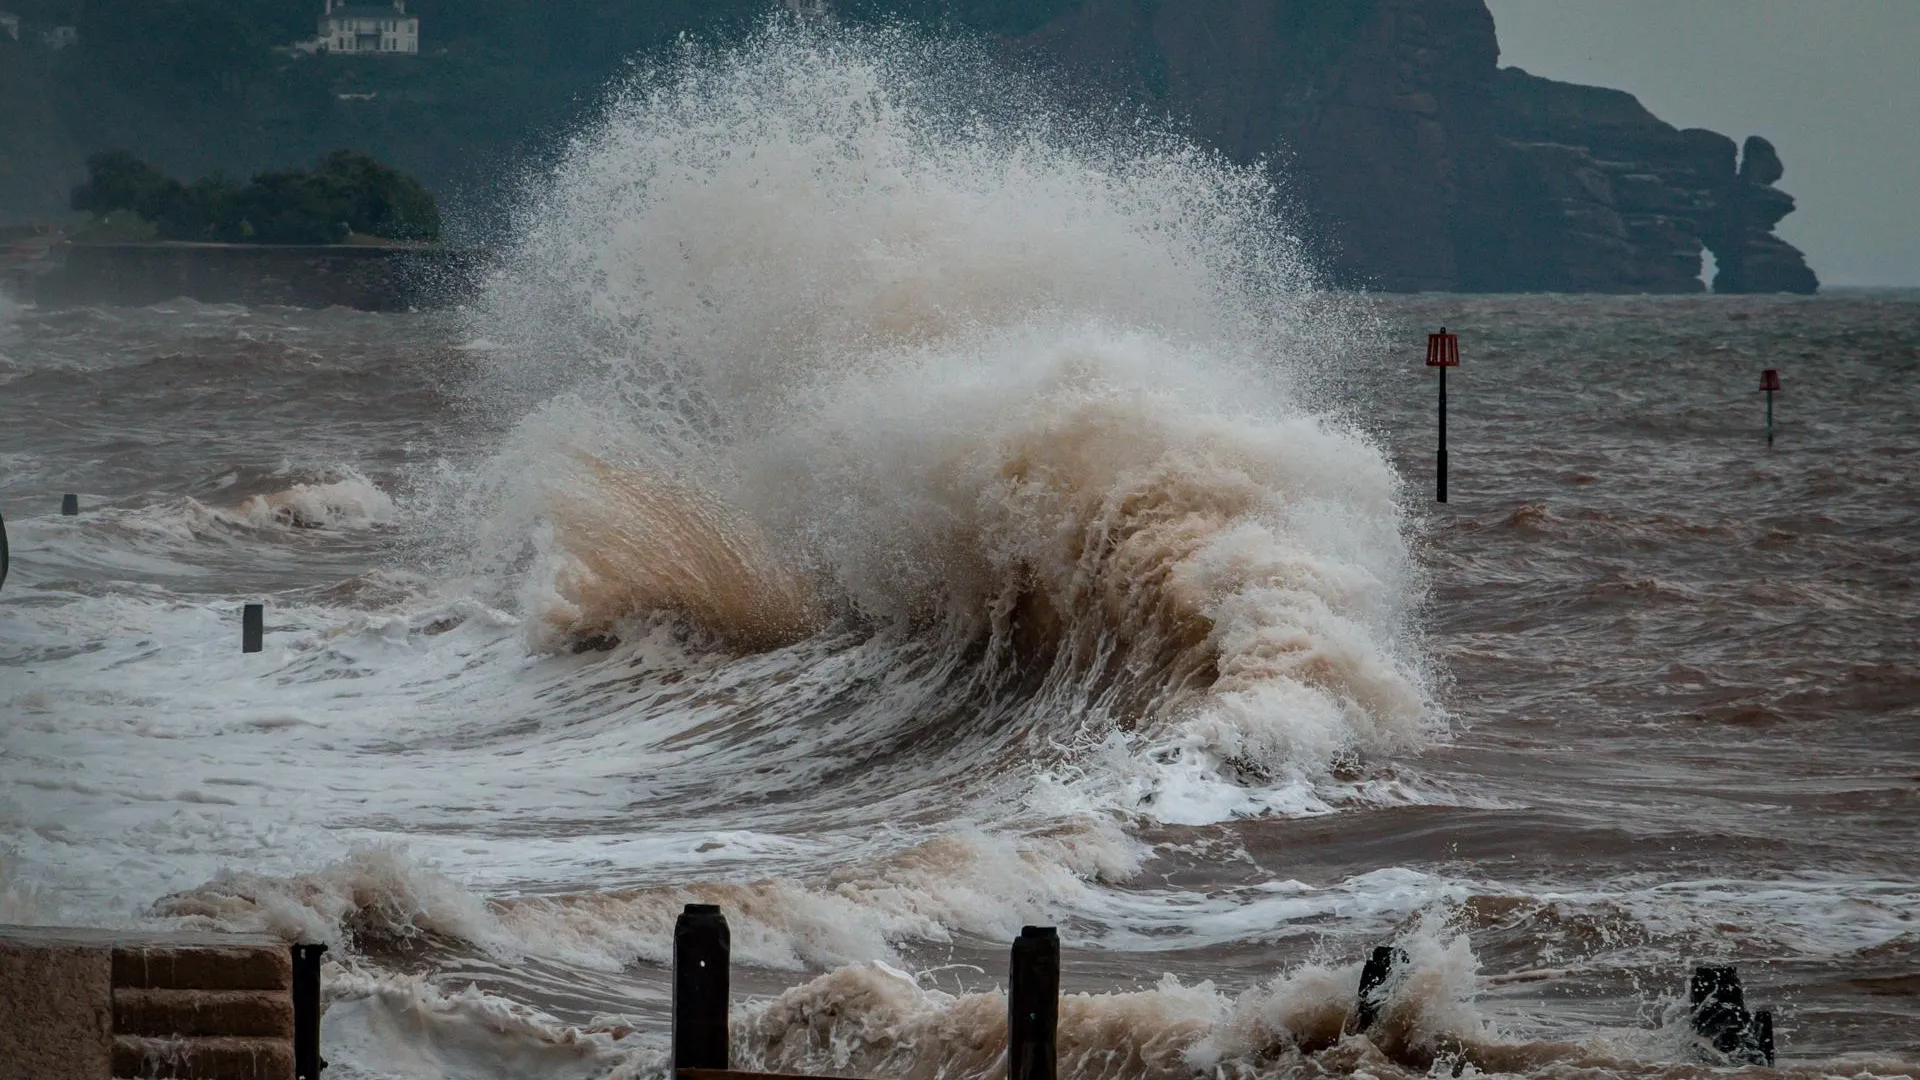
1485, 0, 1920, 287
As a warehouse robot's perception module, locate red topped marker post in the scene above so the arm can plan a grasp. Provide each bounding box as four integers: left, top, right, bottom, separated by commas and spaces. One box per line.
1427, 328, 1460, 502
1760, 368, 1782, 445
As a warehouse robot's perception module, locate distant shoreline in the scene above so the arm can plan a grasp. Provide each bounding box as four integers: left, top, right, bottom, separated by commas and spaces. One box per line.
8, 240, 487, 311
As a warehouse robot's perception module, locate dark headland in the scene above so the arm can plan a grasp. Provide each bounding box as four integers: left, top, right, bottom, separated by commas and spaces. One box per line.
0, 0, 1817, 297
1004, 1, 1817, 293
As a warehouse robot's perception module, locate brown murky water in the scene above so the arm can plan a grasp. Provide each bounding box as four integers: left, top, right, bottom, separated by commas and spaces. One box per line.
4, 28, 1917, 1078
4, 290, 1915, 1080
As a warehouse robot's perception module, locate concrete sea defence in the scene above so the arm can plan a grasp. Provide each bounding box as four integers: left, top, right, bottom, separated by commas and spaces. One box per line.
0, 926, 300, 1080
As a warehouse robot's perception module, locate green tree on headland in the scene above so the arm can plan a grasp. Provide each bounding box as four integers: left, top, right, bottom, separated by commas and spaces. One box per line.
71, 149, 442, 244
67, 151, 175, 222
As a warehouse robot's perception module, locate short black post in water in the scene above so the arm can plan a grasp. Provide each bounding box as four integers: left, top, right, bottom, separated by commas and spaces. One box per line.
673, 903, 730, 1072
1426, 329, 1460, 502
243, 603, 265, 654
1760, 368, 1782, 445
291, 942, 327, 1080
61, 493, 78, 516
1689, 964, 1773, 1065
1354, 944, 1408, 1032
1750, 1009, 1775, 1066
1008, 925, 1059, 1080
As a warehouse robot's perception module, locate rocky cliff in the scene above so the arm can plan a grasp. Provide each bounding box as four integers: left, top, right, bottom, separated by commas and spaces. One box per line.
1008, 0, 1817, 293
4, 0, 1818, 294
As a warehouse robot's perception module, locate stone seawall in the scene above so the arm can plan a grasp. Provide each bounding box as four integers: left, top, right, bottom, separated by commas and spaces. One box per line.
30, 243, 487, 311
0, 926, 297, 1080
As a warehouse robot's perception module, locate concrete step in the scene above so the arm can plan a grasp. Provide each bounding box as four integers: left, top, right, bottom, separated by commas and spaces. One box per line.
112, 943, 291, 992
0, 930, 115, 1080
113, 988, 295, 1039
111, 1035, 293, 1080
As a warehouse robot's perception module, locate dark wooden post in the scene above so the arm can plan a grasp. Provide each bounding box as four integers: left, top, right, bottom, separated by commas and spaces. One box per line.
1690, 964, 1774, 1064
292, 943, 327, 1080
61, 493, 78, 516
1354, 945, 1407, 1031
673, 903, 730, 1072
243, 603, 264, 653
1690, 964, 1747, 1053
1751, 1009, 1775, 1066
1008, 926, 1058, 1080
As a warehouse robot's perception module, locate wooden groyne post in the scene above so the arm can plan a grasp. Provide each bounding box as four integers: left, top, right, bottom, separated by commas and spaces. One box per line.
674, 903, 731, 1072
668, 905, 1062, 1080
1690, 964, 1774, 1066
1008, 926, 1059, 1080
1351, 944, 1408, 1033
292, 943, 328, 1080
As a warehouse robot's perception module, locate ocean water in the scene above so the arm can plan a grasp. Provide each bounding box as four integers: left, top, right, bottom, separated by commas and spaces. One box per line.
3, 24, 1918, 1080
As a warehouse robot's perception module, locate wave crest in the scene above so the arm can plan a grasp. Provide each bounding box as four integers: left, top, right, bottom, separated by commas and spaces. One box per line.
547, 458, 819, 651
459, 17, 1427, 804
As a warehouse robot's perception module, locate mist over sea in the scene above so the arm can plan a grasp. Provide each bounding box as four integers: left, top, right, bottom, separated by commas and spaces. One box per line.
3, 23, 1917, 1080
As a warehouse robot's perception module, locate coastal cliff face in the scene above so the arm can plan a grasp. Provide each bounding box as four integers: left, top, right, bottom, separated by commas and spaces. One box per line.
2, 0, 1818, 295
1009, 0, 1818, 293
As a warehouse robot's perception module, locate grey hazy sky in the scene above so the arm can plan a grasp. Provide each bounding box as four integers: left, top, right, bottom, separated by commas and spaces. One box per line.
1485, 0, 1920, 287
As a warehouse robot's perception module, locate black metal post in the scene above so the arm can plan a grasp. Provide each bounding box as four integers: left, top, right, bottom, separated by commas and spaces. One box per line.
61, 493, 78, 516
1008, 926, 1059, 1080
673, 903, 730, 1072
1437, 365, 1448, 503
243, 603, 264, 654
292, 943, 327, 1080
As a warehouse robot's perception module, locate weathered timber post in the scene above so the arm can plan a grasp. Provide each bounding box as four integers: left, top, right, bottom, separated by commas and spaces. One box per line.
1750, 1008, 1775, 1066
1008, 926, 1059, 1080
1689, 964, 1774, 1065
62, 493, 79, 516
674, 903, 730, 1072
243, 603, 264, 654
1354, 944, 1408, 1032
292, 942, 327, 1080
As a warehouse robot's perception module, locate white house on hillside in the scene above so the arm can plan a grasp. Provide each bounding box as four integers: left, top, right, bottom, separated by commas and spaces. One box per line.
318, 0, 418, 55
